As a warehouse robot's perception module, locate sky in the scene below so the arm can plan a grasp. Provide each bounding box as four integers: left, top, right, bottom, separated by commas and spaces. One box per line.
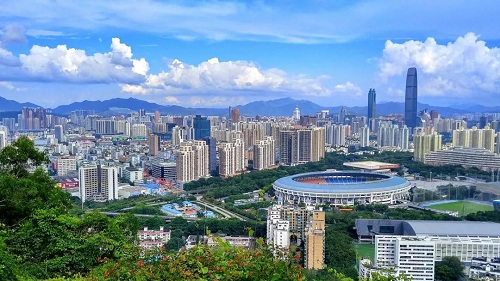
1, 0, 500, 108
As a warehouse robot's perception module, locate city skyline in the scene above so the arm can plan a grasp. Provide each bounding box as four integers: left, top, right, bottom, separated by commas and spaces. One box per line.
1, 1, 500, 108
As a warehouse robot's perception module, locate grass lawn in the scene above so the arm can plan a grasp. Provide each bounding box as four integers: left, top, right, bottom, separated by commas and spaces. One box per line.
427, 201, 493, 216
354, 243, 375, 260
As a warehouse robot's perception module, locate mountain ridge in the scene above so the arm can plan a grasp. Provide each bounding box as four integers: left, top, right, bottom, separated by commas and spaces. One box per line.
0, 95, 497, 117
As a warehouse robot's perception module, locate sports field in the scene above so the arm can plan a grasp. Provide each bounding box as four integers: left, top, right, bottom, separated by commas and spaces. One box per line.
354, 243, 375, 260
427, 201, 493, 216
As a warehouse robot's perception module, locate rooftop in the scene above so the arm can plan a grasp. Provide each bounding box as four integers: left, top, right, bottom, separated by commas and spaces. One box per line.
343, 161, 400, 170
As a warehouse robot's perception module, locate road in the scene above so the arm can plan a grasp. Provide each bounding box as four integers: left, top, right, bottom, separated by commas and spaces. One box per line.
195, 200, 248, 221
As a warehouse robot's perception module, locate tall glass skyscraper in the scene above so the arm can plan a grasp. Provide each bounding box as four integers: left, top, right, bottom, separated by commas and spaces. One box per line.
404, 67, 418, 128
367, 88, 376, 130
193, 115, 211, 140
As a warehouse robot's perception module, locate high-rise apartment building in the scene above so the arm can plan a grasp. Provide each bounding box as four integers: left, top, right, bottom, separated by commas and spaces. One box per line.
0, 131, 6, 149
367, 88, 376, 130
360, 125, 370, 147
413, 132, 442, 162
452, 126, 495, 152
176, 145, 194, 182
148, 134, 159, 156
79, 165, 118, 203
404, 67, 418, 129
175, 141, 210, 182
131, 123, 147, 137
218, 137, 246, 177
279, 127, 325, 166
267, 205, 325, 266
253, 136, 275, 170
305, 211, 326, 270
116, 120, 131, 136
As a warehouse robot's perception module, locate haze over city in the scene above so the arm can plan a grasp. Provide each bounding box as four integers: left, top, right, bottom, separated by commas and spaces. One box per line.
1, 1, 500, 108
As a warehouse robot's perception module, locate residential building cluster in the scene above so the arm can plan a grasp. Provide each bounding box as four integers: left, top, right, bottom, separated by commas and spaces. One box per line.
266, 204, 325, 270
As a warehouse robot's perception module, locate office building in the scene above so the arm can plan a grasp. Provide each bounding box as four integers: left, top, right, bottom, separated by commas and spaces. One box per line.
404, 67, 418, 128
356, 219, 500, 281
122, 167, 144, 183
54, 125, 64, 143
339, 107, 347, 124
413, 132, 442, 162
230, 107, 240, 124
79, 165, 119, 203
203, 136, 217, 174
151, 162, 177, 180
367, 88, 376, 130
193, 115, 211, 140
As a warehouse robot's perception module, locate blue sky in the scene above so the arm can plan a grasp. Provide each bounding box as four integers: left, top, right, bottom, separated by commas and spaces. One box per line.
1, 0, 500, 108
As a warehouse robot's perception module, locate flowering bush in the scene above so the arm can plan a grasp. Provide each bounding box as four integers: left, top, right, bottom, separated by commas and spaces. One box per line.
89, 238, 304, 281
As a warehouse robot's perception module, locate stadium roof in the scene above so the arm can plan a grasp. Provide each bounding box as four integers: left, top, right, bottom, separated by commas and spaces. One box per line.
274, 171, 410, 193
355, 219, 500, 237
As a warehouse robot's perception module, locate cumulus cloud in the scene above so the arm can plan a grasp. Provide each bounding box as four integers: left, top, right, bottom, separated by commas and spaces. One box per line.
378, 32, 500, 97
0, 37, 148, 84
332, 81, 362, 96
120, 57, 331, 97
164, 96, 180, 104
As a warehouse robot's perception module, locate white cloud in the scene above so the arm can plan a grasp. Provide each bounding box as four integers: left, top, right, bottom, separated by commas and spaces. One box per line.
333, 81, 362, 96
121, 57, 331, 98
378, 33, 500, 97
164, 96, 180, 104
0, 37, 148, 84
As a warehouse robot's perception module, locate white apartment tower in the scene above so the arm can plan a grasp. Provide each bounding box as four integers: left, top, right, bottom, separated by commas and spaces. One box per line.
131, 123, 148, 138
253, 137, 275, 170
218, 136, 246, 177
360, 125, 370, 147
79, 165, 118, 203
176, 145, 195, 182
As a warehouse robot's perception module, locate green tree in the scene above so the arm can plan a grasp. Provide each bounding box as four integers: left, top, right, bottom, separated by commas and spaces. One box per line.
435, 256, 465, 281
0, 137, 72, 226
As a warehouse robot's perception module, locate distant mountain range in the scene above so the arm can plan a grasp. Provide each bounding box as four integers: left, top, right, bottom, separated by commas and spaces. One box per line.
1, 96, 500, 117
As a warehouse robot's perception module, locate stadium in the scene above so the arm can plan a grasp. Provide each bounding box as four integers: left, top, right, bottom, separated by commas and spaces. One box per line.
273, 171, 411, 206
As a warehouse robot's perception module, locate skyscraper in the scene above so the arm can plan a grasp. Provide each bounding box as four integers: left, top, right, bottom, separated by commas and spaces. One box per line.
404, 67, 418, 129
367, 88, 376, 130
193, 115, 211, 140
